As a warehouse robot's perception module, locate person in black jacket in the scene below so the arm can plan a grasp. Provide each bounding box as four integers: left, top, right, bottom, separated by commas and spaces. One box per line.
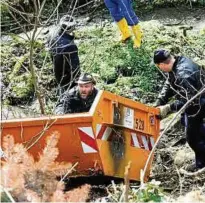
47, 15, 81, 94
153, 49, 205, 170
55, 73, 98, 114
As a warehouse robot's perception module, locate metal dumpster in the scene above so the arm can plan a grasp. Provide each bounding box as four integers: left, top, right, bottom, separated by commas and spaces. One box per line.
1, 90, 160, 181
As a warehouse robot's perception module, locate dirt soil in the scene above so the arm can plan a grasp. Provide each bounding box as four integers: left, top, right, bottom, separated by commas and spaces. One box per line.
151, 117, 205, 198
140, 6, 205, 31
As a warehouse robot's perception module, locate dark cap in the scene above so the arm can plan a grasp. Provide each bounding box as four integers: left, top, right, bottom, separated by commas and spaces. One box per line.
59, 15, 76, 32
153, 49, 171, 64
76, 73, 96, 85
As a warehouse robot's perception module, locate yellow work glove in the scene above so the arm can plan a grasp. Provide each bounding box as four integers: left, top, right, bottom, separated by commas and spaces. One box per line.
158, 104, 171, 119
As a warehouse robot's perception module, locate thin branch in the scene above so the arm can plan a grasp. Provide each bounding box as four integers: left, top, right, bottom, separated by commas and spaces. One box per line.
124, 161, 131, 202
1, 186, 16, 203
142, 87, 205, 183
119, 186, 126, 202
25, 118, 57, 150
7, 7, 31, 40
37, 0, 47, 21
180, 167, 205, 176
60, 162, 78, 182
29, 0, 45, 114
175, 165, 184, 196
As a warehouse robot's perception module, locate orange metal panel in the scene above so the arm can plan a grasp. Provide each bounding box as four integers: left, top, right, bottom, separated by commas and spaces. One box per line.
1, 90, 160, 181
93, 125, 154, 181
1, 115, 103, 176
91, 91, 160, 181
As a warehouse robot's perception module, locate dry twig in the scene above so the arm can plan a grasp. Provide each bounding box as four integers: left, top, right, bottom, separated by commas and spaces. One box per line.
124, 161, 131, 202
60, 162, 78, 182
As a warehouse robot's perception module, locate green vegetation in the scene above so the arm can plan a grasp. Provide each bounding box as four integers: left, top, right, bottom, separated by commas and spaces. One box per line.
132, 181, 168, 202
77, 20, 205, 104
1, 2, 205, 110
1, 35, 54, 105
1, 17, 205, 108
77, 24, 160, 103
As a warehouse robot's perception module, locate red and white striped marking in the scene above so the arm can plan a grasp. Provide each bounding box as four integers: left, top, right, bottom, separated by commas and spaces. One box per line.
78, 127, 98, 153
131, 132, 155, 151
96, 124, 112, 141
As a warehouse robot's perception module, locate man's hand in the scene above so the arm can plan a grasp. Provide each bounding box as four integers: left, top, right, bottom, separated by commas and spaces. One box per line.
158, 104, 171, 119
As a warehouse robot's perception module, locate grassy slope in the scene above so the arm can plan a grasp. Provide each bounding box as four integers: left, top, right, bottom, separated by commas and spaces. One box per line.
1, 17, 205, 113
77, 18, 205, 104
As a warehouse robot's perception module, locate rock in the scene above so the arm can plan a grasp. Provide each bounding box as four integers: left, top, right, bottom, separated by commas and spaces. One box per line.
1, 105, 40, 120
174, 146, 195, 167
177, 190, 205, 203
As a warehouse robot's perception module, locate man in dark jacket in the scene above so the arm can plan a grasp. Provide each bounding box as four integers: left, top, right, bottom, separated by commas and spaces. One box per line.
47, 15, 81, 94
55, 73, 98, 114
153, 49, 205, 170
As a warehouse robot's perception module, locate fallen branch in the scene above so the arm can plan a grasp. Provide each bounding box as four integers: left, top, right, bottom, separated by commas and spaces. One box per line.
175, 166, 184, 196
179, 167, 205, 176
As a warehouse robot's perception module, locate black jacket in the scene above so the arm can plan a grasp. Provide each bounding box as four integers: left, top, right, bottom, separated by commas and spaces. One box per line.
49, 31, 78, 56
156, 56, 205, 112
55, 86, 98, 114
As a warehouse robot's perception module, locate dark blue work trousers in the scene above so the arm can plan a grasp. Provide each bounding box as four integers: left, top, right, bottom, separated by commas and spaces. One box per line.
184, 104, 205, 168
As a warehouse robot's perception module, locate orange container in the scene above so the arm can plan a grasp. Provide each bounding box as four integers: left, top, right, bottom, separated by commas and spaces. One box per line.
1, 90, 160, 181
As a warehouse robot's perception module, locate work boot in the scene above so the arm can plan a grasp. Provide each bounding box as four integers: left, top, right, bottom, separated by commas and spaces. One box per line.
132, 24, 143, 48
116, 18, 131, 42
